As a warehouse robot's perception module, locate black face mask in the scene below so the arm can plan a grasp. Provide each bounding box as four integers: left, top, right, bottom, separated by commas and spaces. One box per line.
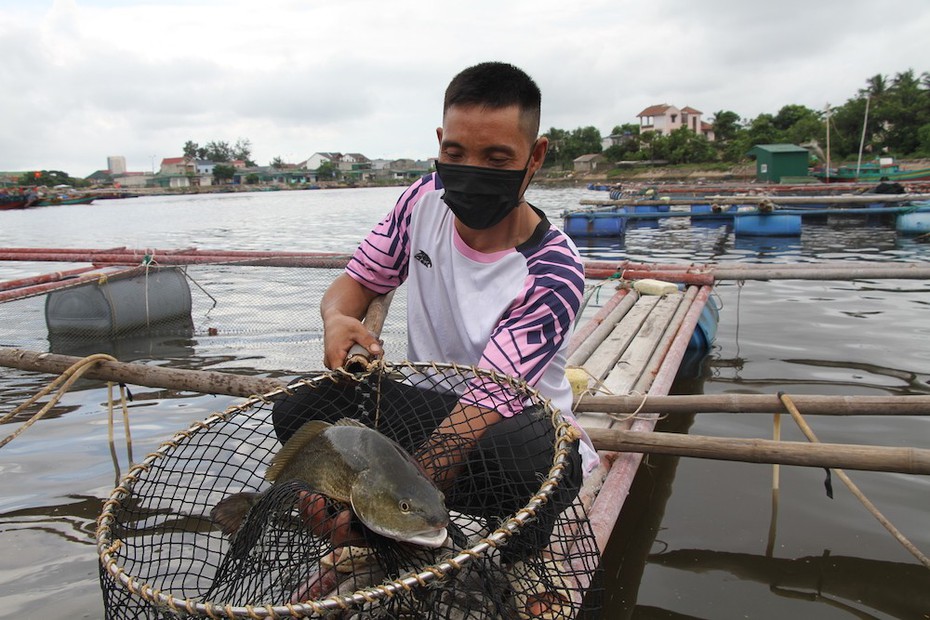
435, 156, 533, 230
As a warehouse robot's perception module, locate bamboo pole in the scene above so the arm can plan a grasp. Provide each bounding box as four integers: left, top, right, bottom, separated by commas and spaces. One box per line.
574, 393, 930, 416
0, 251, 354, 269
0, 266, 99, 292
0, 266, 142, 303
709, 265, 930, 281
0, 346, 286, 398
582, 264, 930, 282
4, 346, 928, 416
585, 427, 930, 475
578, 193, 930, 207
3, 347, 929, 475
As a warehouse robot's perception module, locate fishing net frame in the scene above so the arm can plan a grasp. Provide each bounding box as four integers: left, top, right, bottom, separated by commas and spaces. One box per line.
96, 360, 601, 619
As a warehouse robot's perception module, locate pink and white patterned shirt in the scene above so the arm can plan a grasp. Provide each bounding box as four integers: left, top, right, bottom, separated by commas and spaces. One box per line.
346, 173, 597, 472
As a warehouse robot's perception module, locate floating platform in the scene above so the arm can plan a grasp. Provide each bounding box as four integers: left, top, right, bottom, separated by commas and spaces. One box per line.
563, 199, 930, 238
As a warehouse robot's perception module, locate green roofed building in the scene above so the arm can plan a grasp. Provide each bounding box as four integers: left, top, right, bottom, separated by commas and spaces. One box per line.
746, 144, 811, 183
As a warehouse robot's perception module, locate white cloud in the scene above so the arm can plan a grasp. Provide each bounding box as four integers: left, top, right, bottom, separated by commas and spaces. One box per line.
0, 0, 927, 176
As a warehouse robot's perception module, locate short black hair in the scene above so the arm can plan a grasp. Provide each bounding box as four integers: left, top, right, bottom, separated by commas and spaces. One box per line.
443, 62, 541, 138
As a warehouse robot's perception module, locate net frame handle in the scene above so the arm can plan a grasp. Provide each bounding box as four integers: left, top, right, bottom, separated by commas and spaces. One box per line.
344, 290, 395, 372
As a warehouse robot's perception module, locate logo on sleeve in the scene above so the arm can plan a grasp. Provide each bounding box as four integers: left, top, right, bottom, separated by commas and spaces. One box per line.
414, 250, 432, 268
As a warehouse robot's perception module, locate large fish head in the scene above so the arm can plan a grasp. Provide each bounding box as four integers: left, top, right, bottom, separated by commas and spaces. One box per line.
350, 467, 450, 549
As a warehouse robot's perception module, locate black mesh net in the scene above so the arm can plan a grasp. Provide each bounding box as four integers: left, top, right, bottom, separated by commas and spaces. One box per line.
97, 361, 602, 619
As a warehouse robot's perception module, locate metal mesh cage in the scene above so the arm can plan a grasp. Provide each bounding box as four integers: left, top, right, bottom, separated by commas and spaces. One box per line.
97, 361, 602, 619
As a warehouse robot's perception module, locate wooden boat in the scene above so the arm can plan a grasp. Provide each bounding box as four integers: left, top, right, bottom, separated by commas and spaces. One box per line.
0, 191, 39, 210
813, 158, 930, 183
35, 195, 96, 207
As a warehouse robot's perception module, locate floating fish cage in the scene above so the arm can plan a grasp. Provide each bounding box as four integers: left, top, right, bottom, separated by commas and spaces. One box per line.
96, 361, 602, 619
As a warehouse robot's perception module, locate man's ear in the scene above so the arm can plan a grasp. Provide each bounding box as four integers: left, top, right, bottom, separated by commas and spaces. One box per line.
531, 136, 549, 171
436, 126, 443, 146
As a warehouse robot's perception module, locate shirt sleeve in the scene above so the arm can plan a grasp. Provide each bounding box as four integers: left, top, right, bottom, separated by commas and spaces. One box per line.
467, 231, 585, 416
345, 174, 437, 294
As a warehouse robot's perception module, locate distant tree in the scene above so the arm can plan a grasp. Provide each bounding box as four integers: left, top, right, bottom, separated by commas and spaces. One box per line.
270, 156, 285, 169
233, 138, 256, 166
316, 160, 338, 181
773, 104, 819, 131
744, 113, 780, 146
917, 123, 930, 156
882, 69, 929, 154
204, 141, 233, 162
212, 164, 236, 184
18, 170, 83, 187
183, 140, 199, 159
860, 73, 889, 99
665, 127, 716, 164
541, 127, 570, 168
245, 173, 261, 184
541, 126, 602, 168
709, 110, 742, 143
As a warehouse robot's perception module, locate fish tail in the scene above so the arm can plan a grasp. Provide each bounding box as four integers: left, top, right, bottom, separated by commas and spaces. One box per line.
211, 491, 263, 536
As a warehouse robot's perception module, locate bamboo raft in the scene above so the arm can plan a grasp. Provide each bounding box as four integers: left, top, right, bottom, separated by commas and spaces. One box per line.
2, 248, 929, 615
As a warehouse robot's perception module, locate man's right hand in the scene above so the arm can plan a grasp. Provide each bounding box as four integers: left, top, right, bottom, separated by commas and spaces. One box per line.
322, 314, 382, 370
320, 273, 383, 369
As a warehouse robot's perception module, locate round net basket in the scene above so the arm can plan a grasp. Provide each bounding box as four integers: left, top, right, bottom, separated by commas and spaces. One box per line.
97, 361, 602, 619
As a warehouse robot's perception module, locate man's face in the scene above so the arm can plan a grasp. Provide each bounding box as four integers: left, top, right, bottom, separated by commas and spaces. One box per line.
436, 104, 541, 174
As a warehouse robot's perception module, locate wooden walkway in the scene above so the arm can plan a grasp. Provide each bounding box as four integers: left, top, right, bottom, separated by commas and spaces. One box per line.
568, 284, 713, 554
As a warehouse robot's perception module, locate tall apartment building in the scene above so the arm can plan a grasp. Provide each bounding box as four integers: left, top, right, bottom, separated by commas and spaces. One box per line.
107, 155, 127, 175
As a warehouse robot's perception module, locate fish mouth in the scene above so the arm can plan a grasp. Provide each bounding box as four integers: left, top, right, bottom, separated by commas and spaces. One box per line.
370, 524, 449, 549
403, 527, 449, 549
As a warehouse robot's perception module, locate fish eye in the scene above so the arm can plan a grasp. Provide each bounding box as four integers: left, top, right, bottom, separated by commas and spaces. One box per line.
399, 500, 411, 513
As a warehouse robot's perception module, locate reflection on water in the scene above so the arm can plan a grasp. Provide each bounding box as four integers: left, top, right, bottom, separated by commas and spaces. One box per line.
649, 549, 930, 619
1, 187, 929, 618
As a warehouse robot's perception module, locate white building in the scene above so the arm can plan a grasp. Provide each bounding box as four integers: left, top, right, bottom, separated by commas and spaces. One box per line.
637, 104, 715, 141
107, 155, 127, 175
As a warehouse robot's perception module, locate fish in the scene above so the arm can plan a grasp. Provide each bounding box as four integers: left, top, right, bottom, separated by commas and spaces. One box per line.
211, 418, 450, 548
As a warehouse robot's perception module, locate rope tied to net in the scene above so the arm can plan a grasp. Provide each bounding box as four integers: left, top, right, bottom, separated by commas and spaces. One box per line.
0, 353, 130, 450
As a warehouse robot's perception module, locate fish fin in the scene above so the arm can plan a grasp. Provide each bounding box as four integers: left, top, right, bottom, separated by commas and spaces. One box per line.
266, 419, 331, 482
333, 417, 367, 428
211, 491, 262, 536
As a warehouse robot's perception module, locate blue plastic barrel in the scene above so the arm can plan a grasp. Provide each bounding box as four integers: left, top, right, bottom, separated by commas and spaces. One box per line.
688, 295, 720, 351
563, 208, 627, 238
733, 213, 802, 237
895, 207, 930, 235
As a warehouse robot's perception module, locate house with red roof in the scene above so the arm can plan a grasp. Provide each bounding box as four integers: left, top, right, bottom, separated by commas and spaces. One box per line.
637, 104, 715, 141
159, 157, 195, 176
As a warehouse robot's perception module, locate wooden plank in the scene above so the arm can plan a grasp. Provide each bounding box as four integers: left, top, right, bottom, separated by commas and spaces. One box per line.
582, 295, 659, 382
601, 293, 684, 396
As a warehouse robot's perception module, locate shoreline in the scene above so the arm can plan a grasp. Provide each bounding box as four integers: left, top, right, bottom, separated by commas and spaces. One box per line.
81, 157, 930, 197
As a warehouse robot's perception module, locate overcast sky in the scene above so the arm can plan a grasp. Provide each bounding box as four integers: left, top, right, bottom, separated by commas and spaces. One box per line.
2, 0, 928, 177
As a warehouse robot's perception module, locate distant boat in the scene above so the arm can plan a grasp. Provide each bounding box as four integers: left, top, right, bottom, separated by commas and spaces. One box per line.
0, 191, 39, 210
1, 195, 30, 210
35, 195, 96, 207
814, 158, 930, 183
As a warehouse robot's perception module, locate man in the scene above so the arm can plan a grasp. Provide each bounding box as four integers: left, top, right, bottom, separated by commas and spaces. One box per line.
272, 61, 596, 613
318, 61, 596, 475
